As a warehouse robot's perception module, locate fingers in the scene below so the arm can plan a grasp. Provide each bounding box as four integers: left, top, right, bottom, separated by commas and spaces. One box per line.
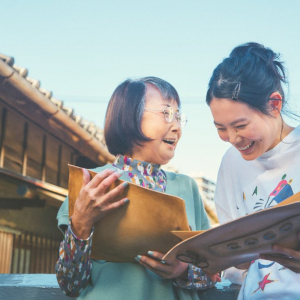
91, 180, 129, 211
82, 168, 91, 187
135, 255, 169, 276
135, 251, 168, 273
81, 169, 125, 200
77, 168, 130, 221
210, 273, 222, 282
135, 251, 188, 279
259, 253, 285, 263
82, 168, 119, 189
260, 246, 300, 274
100, 178, 127, 199
260, 253, 300, 269
88, 170, 124, 197
87, 169, 116, 189
260, 243, 300, 264
272, 244, 300, 259
147, 251, 165, 263
101, 197, 130, 212
206, 273, 219, 282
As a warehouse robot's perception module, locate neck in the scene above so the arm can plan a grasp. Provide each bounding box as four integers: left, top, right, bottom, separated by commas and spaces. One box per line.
122, 153, 154, 165
279, 120, 294, 141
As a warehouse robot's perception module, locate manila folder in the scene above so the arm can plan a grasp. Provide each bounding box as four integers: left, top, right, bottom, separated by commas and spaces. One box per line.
68, 165, 190, 262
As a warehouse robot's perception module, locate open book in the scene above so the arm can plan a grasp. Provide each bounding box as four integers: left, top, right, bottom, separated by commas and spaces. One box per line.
68, 165, 300, 273
164, 192, 300, 273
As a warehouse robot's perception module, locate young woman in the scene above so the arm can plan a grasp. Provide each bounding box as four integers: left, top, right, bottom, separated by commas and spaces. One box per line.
206, 42, 300, 299
55, 77, 219, 300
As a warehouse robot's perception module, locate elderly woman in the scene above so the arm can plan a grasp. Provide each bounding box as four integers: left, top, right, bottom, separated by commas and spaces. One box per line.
55, 77, 217, 300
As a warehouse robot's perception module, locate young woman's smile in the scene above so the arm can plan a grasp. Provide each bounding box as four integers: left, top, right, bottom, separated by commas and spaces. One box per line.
209, 97, 283, 161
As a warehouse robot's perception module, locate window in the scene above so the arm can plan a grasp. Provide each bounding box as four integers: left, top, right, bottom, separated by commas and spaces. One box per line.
26, 123, 44, 180
2, 109, 24, 173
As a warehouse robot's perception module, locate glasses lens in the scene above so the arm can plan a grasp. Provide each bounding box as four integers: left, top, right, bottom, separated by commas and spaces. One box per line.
178, 251, 209, 268
195, 260, 209, 268
176, 254, 193, 263
179, 113, 187, 127
164, 106, 174, 123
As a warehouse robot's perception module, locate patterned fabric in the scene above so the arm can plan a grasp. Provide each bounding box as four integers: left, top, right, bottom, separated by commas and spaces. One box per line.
55, 155, 212, 297
55, 219, 93, 297
174, 264, 216, 289
113, 155, 167, 192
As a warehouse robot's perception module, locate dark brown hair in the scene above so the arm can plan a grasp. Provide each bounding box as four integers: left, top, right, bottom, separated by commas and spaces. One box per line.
104, 77, 180, 156
206, 42, 287, 116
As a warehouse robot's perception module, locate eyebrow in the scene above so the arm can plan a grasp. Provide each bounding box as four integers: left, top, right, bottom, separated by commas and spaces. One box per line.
214, 118, 248, 126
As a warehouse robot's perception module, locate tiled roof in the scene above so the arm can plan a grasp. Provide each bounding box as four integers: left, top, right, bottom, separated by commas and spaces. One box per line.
0, 52, 106, 146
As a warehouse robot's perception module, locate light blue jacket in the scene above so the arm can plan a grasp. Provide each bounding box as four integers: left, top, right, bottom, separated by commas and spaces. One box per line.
57, 165, 210, 300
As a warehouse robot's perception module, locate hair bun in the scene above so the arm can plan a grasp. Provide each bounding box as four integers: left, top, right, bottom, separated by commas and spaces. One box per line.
230, 42, 286, 83
206, 42, 288, 116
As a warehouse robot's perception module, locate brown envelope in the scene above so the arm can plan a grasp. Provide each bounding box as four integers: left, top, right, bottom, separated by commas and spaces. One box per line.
164, 192, 300, 274
68, 165, 190, 262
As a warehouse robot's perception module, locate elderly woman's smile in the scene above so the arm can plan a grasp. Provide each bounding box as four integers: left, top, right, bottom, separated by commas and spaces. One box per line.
163, 138, 177, 146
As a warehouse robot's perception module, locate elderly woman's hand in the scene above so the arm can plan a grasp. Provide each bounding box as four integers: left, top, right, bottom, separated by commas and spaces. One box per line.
134, 251, 189, 279
259, 232, 300, 274
71, 168, 129, 239
135, 251, 221, 282
136, 251, 188, 279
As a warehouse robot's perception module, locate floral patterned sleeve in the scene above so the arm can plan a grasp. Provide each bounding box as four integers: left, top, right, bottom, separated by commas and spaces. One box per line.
173, 264, 216, 290
55, 219, 94, 297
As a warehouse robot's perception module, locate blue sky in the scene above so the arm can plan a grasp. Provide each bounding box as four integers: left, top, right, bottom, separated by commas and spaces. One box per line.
1, 0, 300, 181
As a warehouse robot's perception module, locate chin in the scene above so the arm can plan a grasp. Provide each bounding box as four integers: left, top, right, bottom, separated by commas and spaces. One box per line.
240, 152, 261, 161
241, 155, 256, 161
152, 152, 174, 165
159, 157, 173, 166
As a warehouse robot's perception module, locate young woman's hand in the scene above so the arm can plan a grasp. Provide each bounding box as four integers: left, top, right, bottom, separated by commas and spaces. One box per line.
259, 232, 300, 274
135, 251, 189, 279
71, 168, 129, 239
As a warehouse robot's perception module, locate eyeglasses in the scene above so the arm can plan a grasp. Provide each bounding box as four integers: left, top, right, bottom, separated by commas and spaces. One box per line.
144, 106, 188, 127
176, 251, 209, 268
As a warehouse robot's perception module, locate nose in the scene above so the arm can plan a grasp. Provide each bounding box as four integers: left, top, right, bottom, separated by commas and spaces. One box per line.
171, 118, 182, 134
224, 129, 240, 144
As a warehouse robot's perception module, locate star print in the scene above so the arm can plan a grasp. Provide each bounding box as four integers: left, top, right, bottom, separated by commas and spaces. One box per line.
252, 273, 276, 295
252, 186, 258, 196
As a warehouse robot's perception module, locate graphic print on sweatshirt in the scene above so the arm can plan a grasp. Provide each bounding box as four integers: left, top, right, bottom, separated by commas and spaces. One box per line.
240, 174, 295, 296
252, 174, 294, 212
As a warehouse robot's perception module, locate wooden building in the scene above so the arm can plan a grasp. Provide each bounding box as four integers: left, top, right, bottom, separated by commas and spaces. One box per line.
0, 52, 218, 275
0, 53, 114, 274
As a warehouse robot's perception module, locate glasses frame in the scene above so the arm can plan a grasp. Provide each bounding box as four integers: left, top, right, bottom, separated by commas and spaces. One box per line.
176, 251, 209, 268
144, 106, 187, 127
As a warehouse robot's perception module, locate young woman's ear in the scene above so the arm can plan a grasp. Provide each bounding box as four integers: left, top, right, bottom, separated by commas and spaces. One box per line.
268, 92, 282, 117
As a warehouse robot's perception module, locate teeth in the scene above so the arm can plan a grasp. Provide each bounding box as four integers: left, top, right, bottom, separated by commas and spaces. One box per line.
237, 141, 254, 151
163, 139, 176, 145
